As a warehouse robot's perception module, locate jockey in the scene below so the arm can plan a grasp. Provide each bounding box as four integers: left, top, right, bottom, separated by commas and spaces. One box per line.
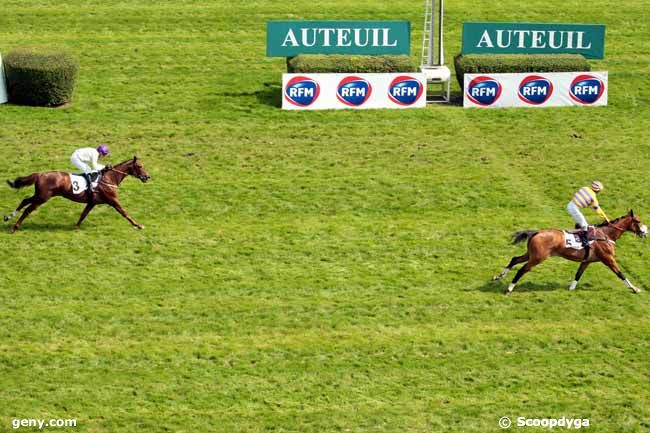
70, 145, 110, 200
567, 180, 609, 244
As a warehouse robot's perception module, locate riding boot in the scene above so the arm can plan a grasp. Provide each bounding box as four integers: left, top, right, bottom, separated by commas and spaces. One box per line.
579, 229, 590, 248
84, 173, 94, 204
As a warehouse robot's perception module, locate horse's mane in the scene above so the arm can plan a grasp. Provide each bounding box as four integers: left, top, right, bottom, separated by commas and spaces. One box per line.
596, 215, 626, 227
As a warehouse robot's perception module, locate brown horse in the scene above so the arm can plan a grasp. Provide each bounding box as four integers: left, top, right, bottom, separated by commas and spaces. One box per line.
494, 211, 648, 295
5, 156, 150, 233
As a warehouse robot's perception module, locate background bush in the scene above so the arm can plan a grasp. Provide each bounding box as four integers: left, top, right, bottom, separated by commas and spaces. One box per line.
454, 54, 590, 88
287, 54, 418, 73
4, 47, 79, 107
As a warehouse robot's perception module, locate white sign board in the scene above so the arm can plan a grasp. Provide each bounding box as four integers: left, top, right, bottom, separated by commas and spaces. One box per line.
0, 54, 8, 104
463, 71, 608, 108
282, 73, 427, 110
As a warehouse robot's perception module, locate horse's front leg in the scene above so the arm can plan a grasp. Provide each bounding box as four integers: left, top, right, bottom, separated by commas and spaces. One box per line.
600, 255, 640, 294
105, 197, 144, 230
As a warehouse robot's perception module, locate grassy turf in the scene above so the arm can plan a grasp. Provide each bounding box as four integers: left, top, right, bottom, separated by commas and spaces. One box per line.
0, 1, 649, 432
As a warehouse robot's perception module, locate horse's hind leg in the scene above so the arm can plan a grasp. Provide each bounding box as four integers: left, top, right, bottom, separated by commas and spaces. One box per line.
569, 262, 590, 291
4, 196, 34, 222
75, 203, 95, 229
494, 253, 529, 280
11, 200, 44, 233
505, 256, 547, 295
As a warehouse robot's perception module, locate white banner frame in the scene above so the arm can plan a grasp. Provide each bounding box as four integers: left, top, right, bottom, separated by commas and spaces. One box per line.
282, 73, 427, 110
463, 71, 608, 108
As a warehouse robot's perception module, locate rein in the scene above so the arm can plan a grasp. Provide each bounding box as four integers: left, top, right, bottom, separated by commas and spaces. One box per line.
606, 222, 626, 233
100, 166, 131, 188
108, 167, 130, 176
596, 217, 640, 242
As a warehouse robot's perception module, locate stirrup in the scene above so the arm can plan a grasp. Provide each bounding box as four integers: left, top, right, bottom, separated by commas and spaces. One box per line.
586, 227, 597, 241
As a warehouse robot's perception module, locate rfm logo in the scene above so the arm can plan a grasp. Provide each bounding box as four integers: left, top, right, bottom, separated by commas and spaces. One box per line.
337, 76, 372, 106
388, 76, 424, 106
466, 76, 502, 106
570, 74, 605, 104
284, 76, 320, 106
518, 75, 553, 105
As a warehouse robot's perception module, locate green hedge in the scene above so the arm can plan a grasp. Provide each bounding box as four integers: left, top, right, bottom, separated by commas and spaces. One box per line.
287, 55, 417, 73
453, 54, 590, 88
4, 47, 79, 107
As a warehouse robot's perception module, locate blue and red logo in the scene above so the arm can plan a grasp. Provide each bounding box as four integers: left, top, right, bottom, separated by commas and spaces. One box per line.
284, 76, 320, 106
466, 76, 502, 106
569, 75, 605, 104
388, 76, 424, 106
518, 75, 553, 105
337, 76, 372, 106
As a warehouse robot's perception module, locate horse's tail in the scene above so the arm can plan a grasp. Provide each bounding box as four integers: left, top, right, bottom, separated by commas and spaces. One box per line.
512, 230, 539, 245
7, 173, 37, 189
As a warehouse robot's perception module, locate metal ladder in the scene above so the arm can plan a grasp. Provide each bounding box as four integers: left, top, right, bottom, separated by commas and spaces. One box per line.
421, 0, 433, 66
419, 0, 450, 102
420, 0, 444, 67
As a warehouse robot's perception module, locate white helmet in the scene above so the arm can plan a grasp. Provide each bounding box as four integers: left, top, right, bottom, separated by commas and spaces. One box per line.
591, 180, 603, 192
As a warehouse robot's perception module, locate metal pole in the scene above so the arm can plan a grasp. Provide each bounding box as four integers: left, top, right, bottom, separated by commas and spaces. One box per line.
427, 0, 435, 66
439, 0, 444, 65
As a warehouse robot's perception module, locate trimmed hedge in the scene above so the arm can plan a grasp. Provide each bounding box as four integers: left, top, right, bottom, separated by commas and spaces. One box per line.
287, 55, 417, 73
453, 54, 590, 88
4, 47, 79, 107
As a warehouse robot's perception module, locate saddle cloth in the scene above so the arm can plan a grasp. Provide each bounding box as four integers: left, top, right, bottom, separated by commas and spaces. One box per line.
563, 231, 593, 250
70, 172, 101, 195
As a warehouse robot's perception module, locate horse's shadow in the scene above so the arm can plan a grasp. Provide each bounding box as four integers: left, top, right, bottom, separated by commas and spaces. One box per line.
5, 223, 78, 233
477, 279, 565, 294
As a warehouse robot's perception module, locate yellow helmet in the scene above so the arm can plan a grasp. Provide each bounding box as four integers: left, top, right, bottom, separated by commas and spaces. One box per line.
591, 180, 603, 192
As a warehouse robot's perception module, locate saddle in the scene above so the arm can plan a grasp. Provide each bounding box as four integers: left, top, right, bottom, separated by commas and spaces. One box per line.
564, 226, 610, 255
563, 230, 592, 250
74, 172, 101, 183
69, 172, 102, 195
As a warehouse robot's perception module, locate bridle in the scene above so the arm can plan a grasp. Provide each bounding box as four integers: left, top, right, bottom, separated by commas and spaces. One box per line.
607, 220, 626, 233
100, 164, 142, 188
605, 217, 645, 237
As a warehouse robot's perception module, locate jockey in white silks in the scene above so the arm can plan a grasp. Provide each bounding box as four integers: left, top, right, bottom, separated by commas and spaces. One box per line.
70, 145, 110, 202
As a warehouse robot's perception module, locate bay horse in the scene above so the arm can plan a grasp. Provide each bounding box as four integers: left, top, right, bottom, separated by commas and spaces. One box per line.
494, 211, 648, 295
4, 156, 150, 233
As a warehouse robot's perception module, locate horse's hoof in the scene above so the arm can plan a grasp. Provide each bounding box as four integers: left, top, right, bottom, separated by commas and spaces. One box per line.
136, 224, 144, 230
503, 290, 512, 296
3, 216, 8, 222
632, 287, 641, 294
492, 275, 499, 281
